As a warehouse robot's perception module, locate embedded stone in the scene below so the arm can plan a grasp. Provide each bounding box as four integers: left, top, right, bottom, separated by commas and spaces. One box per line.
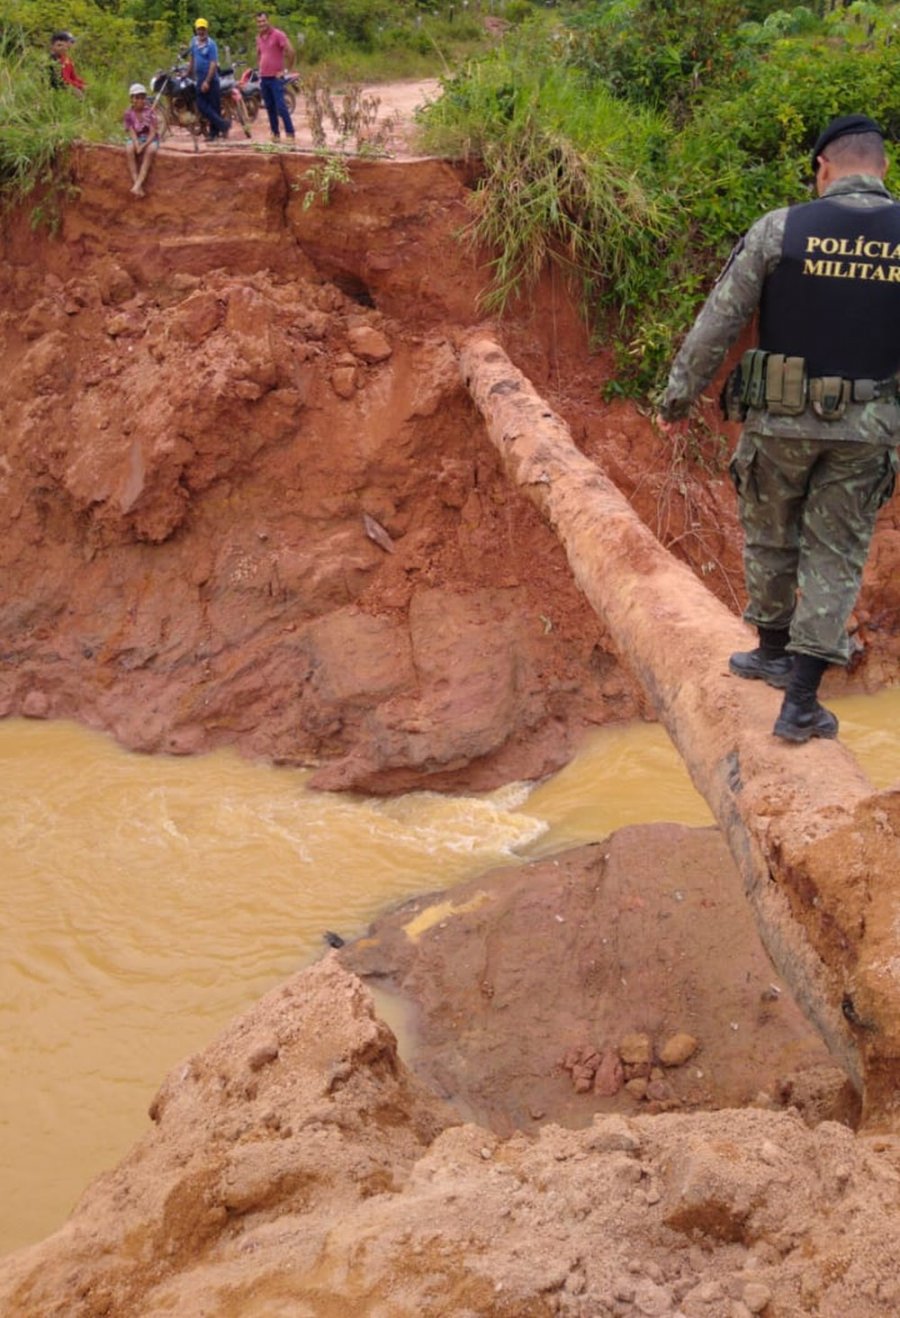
247, 1040, 280, 1071
348, 325, 392, 362
659, 1032, 699, 1067
618, 1033, 652, 1066
331, 366, 358, 398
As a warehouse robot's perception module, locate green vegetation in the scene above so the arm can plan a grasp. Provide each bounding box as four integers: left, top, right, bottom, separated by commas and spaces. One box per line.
424, 45, 672, 323
419, 1, 900, 395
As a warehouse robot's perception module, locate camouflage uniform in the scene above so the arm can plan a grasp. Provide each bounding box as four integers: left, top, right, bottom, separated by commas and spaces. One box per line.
659, 175, 900, 665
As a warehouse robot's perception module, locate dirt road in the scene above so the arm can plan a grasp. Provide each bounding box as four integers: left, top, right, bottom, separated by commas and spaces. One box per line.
158, 77, 441, 159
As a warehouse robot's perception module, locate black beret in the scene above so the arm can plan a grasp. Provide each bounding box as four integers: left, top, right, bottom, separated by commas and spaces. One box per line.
811, 114, 884, 172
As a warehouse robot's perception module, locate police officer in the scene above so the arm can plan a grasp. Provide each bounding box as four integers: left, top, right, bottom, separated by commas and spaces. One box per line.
657, 114, 900, 744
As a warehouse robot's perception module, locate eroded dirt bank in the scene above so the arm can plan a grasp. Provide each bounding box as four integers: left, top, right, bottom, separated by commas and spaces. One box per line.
0, 148, 644, 792
3, 145, 900, 792
1, 948, 898, 1318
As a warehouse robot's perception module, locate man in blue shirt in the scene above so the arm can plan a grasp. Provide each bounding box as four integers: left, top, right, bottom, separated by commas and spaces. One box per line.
187, 17, 230, 140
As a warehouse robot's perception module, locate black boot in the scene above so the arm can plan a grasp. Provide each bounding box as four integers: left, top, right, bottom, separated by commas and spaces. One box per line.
729, 626, 793, 689
773, 654, 838, 743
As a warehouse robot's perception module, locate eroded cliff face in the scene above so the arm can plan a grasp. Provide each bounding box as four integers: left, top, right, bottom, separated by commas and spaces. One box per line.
0, 147, 650, 792
3, 145, 900, 790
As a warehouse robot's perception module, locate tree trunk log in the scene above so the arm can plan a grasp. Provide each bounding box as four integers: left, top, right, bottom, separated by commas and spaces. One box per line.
459, 332, 900, 1129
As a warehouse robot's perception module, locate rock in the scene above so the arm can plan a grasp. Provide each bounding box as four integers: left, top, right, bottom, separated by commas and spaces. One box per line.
96, 260, 135, 305
612, 1275, 635, 1302
619, 1033, 652, 1067
22, 690, 50, 718
362, 513, 396, 554
593, 1049, 624, 1096
170, 290, 222, 343
587, 1115, 641, 1153
247, 1040, 280, 1071
659, 1032, 699, 1067
331, 365, 358, 398
21, 298, 66, 339
633, 1279, 672, 1315
696, 1280, 724, 1302
347, 325, 392, 362
298, 308, 330, 340
105, 313, 132, 337
742, 1281, 772, 1313
661, 1138, 773, 1243
170, 272, 201, 292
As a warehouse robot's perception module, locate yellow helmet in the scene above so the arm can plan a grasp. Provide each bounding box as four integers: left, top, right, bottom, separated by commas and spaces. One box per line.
194, 16, 209, 28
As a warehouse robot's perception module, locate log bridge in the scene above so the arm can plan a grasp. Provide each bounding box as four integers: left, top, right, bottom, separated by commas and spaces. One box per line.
459, 332, 900, 1130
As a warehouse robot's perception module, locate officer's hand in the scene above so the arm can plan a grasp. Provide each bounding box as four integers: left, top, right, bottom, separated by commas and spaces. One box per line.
654, 414, 690, 441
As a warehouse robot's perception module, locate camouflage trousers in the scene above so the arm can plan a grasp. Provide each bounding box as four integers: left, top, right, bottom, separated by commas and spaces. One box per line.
729, 431, 898, 665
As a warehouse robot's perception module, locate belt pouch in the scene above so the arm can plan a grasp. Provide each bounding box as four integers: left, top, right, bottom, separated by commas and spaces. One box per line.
765, 354, 785, 410
741, 349, 769, 409
764, 354, 808, 415
781, 356, 807, 413
809, 376, 850, 420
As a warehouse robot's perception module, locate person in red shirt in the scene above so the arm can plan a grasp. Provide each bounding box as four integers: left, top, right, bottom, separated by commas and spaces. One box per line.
255, 11, 296, 145
49, 32, 86, 96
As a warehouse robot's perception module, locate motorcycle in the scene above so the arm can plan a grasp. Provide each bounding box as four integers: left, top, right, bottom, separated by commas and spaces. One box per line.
236, 66, 300, 122
150, 60, 252, 142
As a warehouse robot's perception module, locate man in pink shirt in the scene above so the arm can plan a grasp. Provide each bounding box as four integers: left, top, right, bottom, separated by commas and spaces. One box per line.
255, 11, 296, 145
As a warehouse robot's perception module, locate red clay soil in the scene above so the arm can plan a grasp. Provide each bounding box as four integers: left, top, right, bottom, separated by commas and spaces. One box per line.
341, 827, 855, 1134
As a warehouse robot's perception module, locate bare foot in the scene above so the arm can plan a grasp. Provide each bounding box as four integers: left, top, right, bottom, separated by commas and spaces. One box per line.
130, 184, 145, 198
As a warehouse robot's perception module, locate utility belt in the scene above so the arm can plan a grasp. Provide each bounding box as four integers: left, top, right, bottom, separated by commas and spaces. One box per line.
720, 349, 900, 423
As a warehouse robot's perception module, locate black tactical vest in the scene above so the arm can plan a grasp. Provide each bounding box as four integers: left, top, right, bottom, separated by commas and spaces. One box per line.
759, 195, 900, 378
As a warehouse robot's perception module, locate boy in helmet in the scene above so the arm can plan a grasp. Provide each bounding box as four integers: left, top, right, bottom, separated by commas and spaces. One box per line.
124, 84, 160, 197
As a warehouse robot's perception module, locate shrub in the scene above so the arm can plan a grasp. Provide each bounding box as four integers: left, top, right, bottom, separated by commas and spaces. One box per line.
421, 5, 900, 397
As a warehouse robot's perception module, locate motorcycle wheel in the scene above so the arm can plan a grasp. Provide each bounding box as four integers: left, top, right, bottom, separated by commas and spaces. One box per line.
226, 93, 253, 138
172, 95, 204, 136
283, 86, 297, 115
244, 93, 261, 121
156, 101, 173, 140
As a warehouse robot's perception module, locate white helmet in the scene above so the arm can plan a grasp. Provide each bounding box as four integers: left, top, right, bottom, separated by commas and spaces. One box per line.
129, 83, 147, 96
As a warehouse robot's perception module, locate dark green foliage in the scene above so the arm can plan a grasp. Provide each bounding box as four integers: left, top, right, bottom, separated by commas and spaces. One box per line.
566, 0, 748, 118
421, 2, 900, 396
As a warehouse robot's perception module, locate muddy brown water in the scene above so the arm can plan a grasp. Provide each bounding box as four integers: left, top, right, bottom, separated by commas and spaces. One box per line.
3, 693, 900, 1253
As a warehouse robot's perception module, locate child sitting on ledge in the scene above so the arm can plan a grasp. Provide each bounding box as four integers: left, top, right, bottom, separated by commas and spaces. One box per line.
123, 83, 160, 198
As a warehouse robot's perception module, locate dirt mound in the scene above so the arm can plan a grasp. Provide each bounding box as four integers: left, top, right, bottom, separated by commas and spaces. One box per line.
1, 947, 898, 1317
341, 827, 855, 1132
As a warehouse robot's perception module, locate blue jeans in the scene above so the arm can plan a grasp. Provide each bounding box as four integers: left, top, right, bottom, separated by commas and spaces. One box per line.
196, 76, 230, 138
261, 76, 294, 137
